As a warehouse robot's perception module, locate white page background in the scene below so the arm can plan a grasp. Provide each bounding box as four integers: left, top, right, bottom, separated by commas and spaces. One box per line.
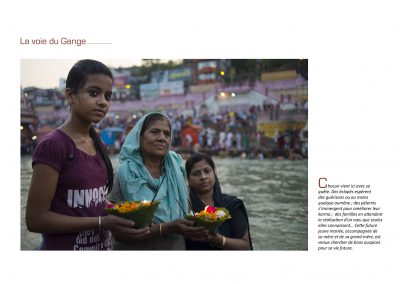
1, 1, 399, 283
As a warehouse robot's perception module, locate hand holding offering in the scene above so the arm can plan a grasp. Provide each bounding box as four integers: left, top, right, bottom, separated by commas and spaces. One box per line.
106, 200, 160, 229
186, 206, 231, 233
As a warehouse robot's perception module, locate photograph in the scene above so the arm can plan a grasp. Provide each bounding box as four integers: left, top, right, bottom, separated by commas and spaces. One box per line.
21, 59, 308, 251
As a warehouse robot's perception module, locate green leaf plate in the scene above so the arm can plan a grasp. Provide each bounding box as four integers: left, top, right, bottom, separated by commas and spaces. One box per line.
186, 208, 231, 233
106, 201, 160, 229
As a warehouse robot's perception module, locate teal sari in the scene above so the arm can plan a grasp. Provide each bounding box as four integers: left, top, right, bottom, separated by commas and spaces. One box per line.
116, 112, 188, 223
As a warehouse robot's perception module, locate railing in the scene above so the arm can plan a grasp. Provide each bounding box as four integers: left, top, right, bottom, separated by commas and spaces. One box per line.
257, 109, 308, 123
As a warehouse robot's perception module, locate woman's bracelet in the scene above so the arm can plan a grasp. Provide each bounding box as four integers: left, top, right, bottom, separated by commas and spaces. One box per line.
98, 216, 102, 232
221, 235, 227, 247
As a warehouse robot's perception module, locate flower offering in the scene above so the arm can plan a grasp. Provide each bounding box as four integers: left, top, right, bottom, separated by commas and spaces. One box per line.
107, 200, 152, 213
106, 200, 160, 228
186, 206, 231, 233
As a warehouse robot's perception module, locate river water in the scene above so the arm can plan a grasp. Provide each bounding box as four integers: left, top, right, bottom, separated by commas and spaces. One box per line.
20, 155, 308, 250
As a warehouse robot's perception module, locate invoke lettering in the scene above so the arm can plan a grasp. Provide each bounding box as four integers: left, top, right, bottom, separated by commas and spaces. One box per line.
67, 186, 107, 208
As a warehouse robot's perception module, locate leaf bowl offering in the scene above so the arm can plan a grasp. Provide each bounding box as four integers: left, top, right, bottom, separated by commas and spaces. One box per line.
106, 200, 160, 229
186, 206, 231, 233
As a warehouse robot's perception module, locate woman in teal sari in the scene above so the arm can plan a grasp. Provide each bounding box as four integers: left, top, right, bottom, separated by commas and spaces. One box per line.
108, 112, 208, 249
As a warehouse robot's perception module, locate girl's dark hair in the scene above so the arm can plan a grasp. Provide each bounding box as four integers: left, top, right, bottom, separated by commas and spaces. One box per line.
66, 59, 113, 94
89, 125, 114, 194
185, 153, 216, 177
140, 113, 171, 136
67, 59, 114, 193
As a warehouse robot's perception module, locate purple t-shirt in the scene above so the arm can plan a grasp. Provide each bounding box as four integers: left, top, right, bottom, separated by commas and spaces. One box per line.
32, 129, 112, 250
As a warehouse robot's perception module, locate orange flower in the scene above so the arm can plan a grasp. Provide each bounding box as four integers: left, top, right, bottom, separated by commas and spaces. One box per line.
192, 207, 228, 221
113, 201, 152, 213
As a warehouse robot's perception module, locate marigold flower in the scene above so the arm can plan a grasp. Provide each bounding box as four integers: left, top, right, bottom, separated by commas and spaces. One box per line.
192, 207, 229, 221
111, 201, 152, 213
185, 206, 231, 233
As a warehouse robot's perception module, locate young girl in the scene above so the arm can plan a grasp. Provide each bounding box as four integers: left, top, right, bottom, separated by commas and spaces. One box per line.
25, 59, 150, 250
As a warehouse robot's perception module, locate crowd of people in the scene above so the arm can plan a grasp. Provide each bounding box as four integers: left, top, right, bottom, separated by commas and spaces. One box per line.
93, 105, 307, 160
23, 75, 307, 161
